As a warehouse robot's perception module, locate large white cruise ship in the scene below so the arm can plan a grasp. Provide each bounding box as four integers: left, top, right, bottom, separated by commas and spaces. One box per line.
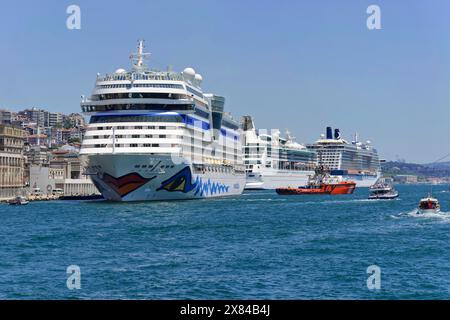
241, 116, 317, 190
80, 40, 245, 201
307, 127, 381, 187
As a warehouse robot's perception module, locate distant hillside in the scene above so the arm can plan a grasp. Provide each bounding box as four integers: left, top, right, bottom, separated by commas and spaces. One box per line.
382, 161, 450, 177
425, 161, 450, 169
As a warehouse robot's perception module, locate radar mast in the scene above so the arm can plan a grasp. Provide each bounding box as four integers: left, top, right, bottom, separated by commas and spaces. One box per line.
130, 40, 151, 71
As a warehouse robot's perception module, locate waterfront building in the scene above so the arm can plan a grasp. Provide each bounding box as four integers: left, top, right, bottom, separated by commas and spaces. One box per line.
394, 174, 418, 184
24, 145, 51, 166
0, 124, 26, 200
28, 146, 99, 196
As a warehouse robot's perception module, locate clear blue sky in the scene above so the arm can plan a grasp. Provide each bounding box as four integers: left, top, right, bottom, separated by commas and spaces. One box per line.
0, 0, 449, 163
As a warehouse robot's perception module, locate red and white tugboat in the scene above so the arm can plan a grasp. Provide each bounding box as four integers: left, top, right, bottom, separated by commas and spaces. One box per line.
276, 166, 356, 195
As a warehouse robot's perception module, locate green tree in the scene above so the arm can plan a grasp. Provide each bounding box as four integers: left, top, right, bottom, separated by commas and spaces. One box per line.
68, 137, 80, 144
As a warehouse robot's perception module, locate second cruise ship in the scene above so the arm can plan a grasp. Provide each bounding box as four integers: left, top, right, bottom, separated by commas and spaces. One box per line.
307, 127, 381, 187
241, 116, 317, 190
80, 40, 245, 201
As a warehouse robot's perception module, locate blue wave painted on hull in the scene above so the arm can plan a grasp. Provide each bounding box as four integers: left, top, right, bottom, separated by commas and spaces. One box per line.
157, 166, 229, 196
193, 177, 230, 196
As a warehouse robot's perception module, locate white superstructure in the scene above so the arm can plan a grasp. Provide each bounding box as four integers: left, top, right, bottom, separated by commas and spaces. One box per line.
307, 127, 381, 187
80, 40, 245, 201
241, 116, 317, 190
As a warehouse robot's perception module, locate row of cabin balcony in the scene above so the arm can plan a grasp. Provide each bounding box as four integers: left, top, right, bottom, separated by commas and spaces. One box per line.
80, 146, 181, 155
84, 128, 183, 136
82, 137, 241, 149
85, 124, 182, 131
82, 138, 182, 145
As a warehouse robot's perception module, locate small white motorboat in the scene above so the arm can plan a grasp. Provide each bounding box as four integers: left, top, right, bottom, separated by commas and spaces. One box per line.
417, 196, 440, 214
368, 180, 399, 200
8, 196, 29, 206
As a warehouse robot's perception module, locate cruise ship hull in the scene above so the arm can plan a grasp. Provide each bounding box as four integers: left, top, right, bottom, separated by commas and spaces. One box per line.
87, 154, 245, 201
245, 170, 314, 190
340, 173, 381, 188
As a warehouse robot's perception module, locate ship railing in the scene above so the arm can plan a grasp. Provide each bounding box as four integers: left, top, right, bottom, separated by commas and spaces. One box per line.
97, 72, 185, 82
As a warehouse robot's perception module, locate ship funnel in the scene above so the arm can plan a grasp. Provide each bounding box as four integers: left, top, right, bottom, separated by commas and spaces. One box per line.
334, 128, 340, 140
326, 127, 333, 139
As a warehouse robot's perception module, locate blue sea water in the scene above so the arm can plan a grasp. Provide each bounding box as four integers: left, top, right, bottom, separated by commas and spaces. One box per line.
1, 184, 450, 299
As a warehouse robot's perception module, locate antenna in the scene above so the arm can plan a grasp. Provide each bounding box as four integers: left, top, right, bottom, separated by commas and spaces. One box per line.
285, 129, 292, 141
130, 40, 151, 71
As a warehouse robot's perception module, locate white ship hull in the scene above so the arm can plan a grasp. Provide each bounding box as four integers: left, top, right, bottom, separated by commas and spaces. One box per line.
245, 170, 314, 190
87, 154, 245, 201
340, 173, 381, 188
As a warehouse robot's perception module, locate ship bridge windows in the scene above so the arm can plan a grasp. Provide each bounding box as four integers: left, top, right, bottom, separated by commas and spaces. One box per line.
194, 107, 210, 119
222, 119, 239, 131
186, 86, 203, 98
82, 103, 194, 113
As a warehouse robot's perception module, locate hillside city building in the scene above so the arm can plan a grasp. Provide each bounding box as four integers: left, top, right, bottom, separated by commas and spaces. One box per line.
0, 108, 98, 200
